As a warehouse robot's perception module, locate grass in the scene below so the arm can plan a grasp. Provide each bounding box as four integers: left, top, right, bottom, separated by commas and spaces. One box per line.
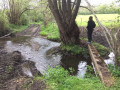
40, 23, 60, 41
40, 14, 119, 41
80, 37, 109, 57
9, 24, 29, 33
60, 42, 108, 57
43, 66, 108, 90
108, 64, 120, 77
76, 14, 119, 26
32, 66, 120, 90
60, 44, 88, 56
93, 43, 109, 57
30, 21, 43, 25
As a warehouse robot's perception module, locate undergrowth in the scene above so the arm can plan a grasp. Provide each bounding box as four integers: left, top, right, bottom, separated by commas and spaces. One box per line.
108, 64, 120, 89
40, 23, 60, 41
80, 37, 109, 57
43, 66, 107, 90
60, 44, 89, 56
93, 43, 109, 57
108, 64, 120, 77
32, 65, 120, 90
9, 24, 29, 32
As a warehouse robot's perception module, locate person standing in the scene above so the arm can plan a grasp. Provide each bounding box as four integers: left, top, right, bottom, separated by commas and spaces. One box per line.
87, 16, 96, 44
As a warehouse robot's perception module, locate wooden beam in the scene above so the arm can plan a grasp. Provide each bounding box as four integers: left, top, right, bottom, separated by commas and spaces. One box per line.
88, 44, 114, 87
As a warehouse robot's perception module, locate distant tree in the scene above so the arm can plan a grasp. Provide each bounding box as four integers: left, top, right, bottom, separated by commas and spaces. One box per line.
6, 0, 32, 25
38, 0, 54, 27
48, 0, 81, 45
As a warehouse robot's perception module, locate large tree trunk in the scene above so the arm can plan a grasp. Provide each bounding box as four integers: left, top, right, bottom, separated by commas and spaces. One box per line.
59, 21, 80, 44
48, 0, 81, 45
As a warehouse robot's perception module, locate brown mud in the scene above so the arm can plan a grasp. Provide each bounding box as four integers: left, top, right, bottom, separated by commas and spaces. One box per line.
0, 25, 46, 90
16, 24, 41, 37
0, 48, 45, 90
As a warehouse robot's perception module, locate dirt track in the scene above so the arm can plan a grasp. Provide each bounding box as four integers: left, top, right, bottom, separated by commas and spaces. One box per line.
16, 24, 41, 37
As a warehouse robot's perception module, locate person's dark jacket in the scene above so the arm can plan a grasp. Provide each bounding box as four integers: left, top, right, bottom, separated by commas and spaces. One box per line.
87, 20, 96, 30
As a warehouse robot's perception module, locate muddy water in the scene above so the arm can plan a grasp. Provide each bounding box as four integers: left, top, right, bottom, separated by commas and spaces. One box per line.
1, 37, 90, 78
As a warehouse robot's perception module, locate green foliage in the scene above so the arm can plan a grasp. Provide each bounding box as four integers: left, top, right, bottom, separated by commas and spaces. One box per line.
85, 65, 95, 78
108, 64, 120, 77
40, 31, 47, 36
78, 3, 118, 15
80, 37, 109, 57
60, 44, 89, 55
40, 23, 60, 41
28, 10, 44, 22
110, 77, 120, 89
9, 24, 28, 32
19, 14, 29, 25
0, 13, 9, 28
45, 66, 69, 83
0, 12, 9, 36
93, 43, 109, 57
117, 56, 120, 62
44, 66, 107, 90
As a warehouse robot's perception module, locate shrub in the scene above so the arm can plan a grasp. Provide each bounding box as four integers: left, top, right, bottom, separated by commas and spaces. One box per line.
80, 37, 109, 57
0, 12, 9, 36
108, 64, 120, 77
93, 43, 109, 57
44, 66, 107, 90
40, 23, 60, 41
60, 44, 89, 55
85, 65, 95, 78
19, 14, 29, 25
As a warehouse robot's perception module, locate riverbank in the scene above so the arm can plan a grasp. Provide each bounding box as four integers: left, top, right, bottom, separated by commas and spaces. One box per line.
0, 47, 46, 90
0, 24, 119, 89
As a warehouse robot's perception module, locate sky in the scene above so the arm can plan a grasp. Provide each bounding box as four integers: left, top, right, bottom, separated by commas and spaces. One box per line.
81, 0, 116, 6
0, 0, 118, 9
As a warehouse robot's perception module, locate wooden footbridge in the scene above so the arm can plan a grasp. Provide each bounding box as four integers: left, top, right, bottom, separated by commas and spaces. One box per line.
88, 44, 114, 87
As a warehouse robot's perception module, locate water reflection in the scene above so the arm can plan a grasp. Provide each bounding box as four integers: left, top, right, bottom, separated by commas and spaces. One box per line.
3, 37, 91, 77
77, 61, 87, 78
61, 54, 91, 77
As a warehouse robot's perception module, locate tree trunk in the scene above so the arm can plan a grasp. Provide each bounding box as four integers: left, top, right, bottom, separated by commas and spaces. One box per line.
59, 21, 80, 44
48, 0, 81, 45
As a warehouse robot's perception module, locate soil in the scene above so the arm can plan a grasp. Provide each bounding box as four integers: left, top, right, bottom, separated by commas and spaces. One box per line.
0, 24, 46, 90
0, 48, 46, 90
0, 29, 10, 37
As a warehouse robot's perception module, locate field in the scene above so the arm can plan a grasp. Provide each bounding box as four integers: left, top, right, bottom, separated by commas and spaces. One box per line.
76, 14, 119, 26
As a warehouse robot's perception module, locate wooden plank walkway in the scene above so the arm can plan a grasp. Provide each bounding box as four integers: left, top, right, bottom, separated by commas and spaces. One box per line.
88, 44, 114, 87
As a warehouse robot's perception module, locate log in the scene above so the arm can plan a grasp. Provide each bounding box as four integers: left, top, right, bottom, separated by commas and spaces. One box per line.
88, 44, 114, 87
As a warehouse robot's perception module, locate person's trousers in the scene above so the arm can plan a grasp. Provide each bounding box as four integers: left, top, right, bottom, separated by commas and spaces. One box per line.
87, 29, 93, 42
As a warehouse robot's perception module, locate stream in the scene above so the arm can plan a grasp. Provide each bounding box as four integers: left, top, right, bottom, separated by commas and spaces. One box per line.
0, 36, 115, 78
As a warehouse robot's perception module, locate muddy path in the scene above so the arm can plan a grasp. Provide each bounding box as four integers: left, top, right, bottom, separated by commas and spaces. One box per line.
0, 24, 47, 90
16, 24, 41, 37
